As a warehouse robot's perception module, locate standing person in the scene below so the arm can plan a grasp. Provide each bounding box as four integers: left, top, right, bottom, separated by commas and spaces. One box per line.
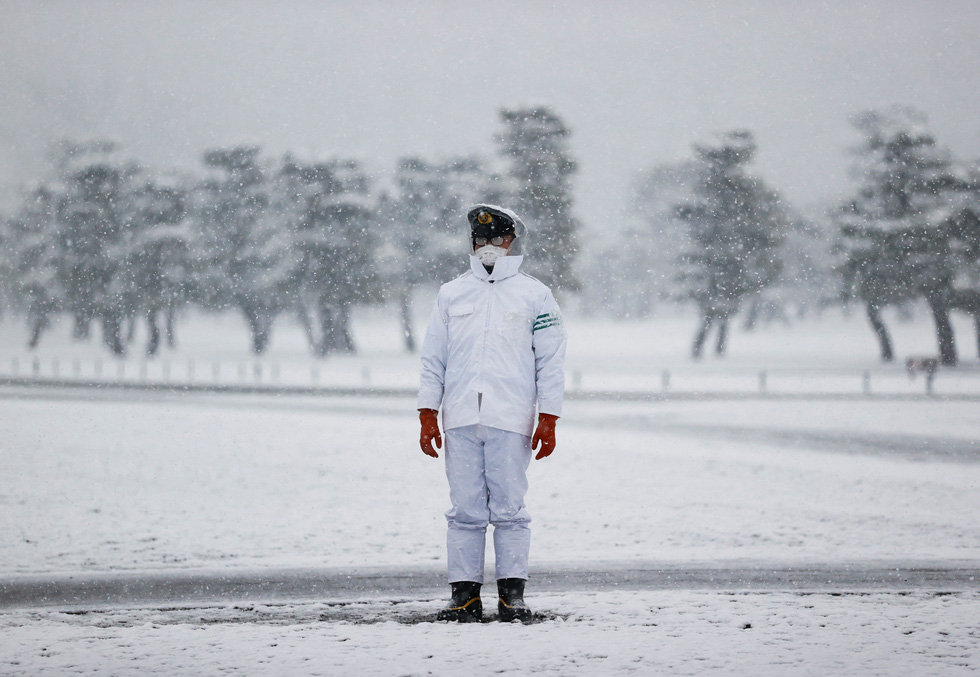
418, 204, 567, 623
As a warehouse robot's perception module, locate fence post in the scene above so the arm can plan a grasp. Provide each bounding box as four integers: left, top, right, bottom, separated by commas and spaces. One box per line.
862, 370, 871, 395
32, 357, 40, 377
661, 370, 670, 393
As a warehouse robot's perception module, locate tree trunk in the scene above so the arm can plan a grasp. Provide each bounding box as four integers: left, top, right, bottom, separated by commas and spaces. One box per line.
315, 304, 337, 357
742, 296, 760, 331
399, 292, 416, 353
691, 313, 714, 359
865, 303, 894, 362
101, 312, 126, 356
73, 314, 91, 340
317, 301, 356, 356
715, 315, 729, 356
338, 304, 356, 354
165, 306, 177, 349
975, 315, 980, 363
296, 302, 317, 353
146, 310, 161, 357
242, 305, 271, 355
27, 312, 48, 349
927, 295, 957, 366
948, 289, 980, 363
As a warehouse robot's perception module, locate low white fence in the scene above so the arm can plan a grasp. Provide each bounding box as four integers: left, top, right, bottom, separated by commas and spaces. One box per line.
3, 356, 980, 398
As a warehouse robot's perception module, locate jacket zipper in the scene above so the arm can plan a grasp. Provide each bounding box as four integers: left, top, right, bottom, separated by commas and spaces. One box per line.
478, 279, 494, 408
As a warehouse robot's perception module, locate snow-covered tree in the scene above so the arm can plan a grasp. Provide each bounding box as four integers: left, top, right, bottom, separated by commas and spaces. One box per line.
2, 184, 64, 347
189, 146, 297, 354
674, 130, 787, 358
936, 160, 980, 361
496, 106, 581, 292
380, 155, 487, 351
51, 141, 139, 355
281, 157, 379, 356
122, 174, 193, 355
836, 106, 979, 364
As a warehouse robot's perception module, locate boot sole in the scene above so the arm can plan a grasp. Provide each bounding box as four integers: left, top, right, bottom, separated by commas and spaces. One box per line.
436, 599, 483, 623
497, 604, 533, 624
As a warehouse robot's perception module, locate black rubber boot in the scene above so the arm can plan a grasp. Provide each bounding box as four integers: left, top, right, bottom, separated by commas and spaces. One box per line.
436, 581, 483, 622
497, 578, 533, 623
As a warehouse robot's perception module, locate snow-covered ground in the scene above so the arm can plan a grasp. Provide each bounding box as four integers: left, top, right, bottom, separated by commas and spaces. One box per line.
1, 306, 979, 674
2, 590, 977, 676
2, 393, 978, 575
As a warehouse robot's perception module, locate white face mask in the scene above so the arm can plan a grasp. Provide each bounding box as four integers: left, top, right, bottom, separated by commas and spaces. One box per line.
475, 245, 509, 267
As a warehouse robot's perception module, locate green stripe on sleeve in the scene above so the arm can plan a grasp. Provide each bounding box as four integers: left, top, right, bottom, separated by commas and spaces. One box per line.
533, 318, 561, 332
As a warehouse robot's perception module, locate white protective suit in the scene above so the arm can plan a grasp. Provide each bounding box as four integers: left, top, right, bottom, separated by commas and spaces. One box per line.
418, 206, 567, 584
417, 254, 567, 435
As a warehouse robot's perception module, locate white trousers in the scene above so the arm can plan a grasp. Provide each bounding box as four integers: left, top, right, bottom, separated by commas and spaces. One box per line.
444, 424, 532, 584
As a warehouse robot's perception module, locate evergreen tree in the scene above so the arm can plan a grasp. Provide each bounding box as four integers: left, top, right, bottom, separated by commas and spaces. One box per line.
189, 146, 296, 354
496, 106, 581, 291
282, 157, 379, 356
380, 155, 486, 351
836, 106, 977, 364
2, 184, 64, 348
674, 130, 787, 358
940, 161, 980, 361
123, 175, 192, 355
52, 141, 138, 355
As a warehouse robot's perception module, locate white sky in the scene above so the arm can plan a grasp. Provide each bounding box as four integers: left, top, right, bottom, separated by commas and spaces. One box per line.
2, 0, 979, 233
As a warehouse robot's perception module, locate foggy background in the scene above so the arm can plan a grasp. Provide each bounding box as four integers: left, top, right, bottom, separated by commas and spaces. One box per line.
3, 0, 979, 231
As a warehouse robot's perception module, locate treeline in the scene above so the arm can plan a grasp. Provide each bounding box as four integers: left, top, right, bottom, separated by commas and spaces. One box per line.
0, 107, 580, 357
598, 105, 980, 364
2, 104, 979, 364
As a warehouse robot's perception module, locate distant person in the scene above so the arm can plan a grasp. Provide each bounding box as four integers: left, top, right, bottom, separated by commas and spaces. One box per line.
417, 204, 567, 623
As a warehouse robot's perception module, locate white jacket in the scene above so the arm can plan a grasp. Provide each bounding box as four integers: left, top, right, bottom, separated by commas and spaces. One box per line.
418, 254, 567, 438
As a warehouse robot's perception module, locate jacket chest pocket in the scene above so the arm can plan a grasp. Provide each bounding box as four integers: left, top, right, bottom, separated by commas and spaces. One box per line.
447, 303, 476, 339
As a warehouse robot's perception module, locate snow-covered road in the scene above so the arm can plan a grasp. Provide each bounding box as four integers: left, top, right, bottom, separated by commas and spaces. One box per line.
3, 562, 979, 612
1, 387, 978, 674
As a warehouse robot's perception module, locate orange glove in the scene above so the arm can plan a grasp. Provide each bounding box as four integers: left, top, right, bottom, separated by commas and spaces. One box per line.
532, 413, 559, 460
419, 408, 442, 458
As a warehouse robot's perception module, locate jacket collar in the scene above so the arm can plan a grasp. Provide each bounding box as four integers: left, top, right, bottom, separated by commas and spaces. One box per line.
469, 254, 524, 282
